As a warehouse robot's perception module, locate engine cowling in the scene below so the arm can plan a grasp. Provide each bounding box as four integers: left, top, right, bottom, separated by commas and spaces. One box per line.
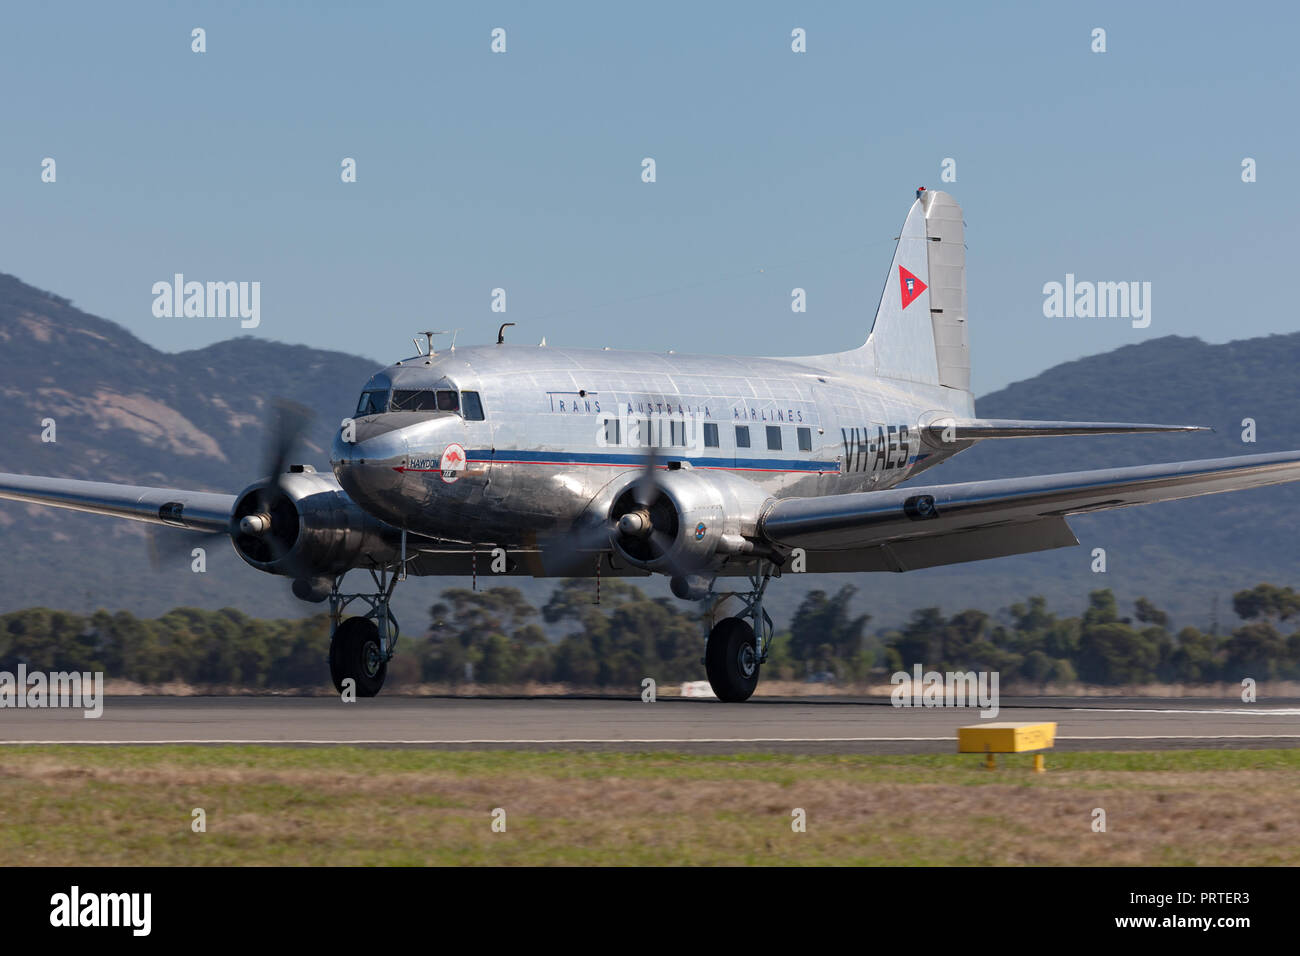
231, 471, 402, 576
607, 469, 769, 584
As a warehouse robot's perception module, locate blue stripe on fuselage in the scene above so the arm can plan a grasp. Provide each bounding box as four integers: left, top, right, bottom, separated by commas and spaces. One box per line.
465, 449, 843, 473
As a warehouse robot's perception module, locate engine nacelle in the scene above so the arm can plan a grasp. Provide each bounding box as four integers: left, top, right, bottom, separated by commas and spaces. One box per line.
231, 472, 403, 576
607, 468, 769, 577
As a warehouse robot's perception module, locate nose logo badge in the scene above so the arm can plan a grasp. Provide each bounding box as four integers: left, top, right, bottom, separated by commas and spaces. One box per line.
440, 443, 468, 483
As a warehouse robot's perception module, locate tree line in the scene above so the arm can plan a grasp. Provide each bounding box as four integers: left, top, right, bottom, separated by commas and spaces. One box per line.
1, 581, 1298, 688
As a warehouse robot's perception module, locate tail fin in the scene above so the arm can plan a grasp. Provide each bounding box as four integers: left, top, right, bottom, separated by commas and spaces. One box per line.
849, 188, 970, 396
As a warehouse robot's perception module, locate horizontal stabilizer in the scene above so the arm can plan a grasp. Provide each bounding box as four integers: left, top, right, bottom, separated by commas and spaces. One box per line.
924, 418, 1209, 445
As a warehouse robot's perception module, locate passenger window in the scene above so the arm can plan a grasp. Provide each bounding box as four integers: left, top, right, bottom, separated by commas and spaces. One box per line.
735, 426, 751, 449
461, 391, 485, 421
436, 390, 459, 412
797, 426, 812, 452
604, 418, 621, 446
670, 420, 685, 447
766, 426, 782, 450
703, 422, 719, 448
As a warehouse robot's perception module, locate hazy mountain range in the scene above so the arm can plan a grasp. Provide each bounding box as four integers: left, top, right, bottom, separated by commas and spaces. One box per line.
1, 270, 1295, 635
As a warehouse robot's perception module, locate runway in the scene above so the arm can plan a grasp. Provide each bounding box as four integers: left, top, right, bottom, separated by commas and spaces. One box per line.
2, 696, 1298, 753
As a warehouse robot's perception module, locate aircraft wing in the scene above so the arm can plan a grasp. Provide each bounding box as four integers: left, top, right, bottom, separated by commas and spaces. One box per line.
759, 450, 1300, 560
0, 473, 235, 532
925, 418, 1209, 441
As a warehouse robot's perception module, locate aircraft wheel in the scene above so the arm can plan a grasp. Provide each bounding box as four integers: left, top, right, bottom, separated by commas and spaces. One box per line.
329, 617, 387, 697
705, 617, 759, 702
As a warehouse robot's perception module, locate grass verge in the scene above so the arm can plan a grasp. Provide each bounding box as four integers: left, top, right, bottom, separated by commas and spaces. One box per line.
1, 747, 1296, 865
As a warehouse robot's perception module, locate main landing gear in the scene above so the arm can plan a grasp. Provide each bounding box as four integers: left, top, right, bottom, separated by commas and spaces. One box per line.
704, 563, 776, 702
326, 567, 401, 697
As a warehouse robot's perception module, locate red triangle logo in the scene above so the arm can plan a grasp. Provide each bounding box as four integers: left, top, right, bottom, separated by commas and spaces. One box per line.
898, 265, 927, 310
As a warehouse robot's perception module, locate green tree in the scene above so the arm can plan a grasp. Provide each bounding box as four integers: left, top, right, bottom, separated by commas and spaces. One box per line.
1223, 621, 1288, 680
1232, 584, 1300, 623
1134, 597, 1169, 629
788, 586, 870, 678
1167, 626, 1221, 683
424, 587, 545, 684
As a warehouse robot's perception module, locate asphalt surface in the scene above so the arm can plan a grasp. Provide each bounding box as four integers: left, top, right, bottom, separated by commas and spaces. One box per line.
2, 696, 1298, 753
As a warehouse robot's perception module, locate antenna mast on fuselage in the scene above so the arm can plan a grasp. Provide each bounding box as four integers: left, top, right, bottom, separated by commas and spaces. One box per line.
412, 330, 458, 356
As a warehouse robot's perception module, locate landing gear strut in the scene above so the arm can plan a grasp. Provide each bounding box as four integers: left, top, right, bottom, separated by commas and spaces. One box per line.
326, 567, 401, 697
704, 562, 775, 702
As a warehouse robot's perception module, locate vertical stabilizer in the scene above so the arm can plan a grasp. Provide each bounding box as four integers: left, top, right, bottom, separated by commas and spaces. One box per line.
848, 189, 970, 399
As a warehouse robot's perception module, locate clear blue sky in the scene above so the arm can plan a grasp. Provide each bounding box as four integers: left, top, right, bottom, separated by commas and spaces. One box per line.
2, 1, 1296, 393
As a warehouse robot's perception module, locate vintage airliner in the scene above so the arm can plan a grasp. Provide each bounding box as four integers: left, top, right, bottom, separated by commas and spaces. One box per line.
4, 188, 1299, 700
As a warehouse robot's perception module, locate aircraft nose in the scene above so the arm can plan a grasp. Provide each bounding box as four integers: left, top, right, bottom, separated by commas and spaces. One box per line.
331, 420, 408, 500
331, 414, 470, 520
332, 421, 407, 466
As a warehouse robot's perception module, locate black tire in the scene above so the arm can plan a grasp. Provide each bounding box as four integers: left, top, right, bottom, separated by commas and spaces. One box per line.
705, 617, 759, 702
328, 617, 387, 697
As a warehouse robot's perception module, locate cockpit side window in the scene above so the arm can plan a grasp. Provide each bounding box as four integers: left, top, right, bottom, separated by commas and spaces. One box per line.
356, 390, 388, 416
461, 391, 485, 421
436, 390, 459, 412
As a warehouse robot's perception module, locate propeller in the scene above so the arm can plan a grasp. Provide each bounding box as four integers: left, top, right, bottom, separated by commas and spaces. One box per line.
539, 442, 707, 597
149, 398, 317, 599
536, 513, 618, 576
147, 524, 224, 573
616, 444, 716, 599
260, 399, 315, 498
236, 398, 317, 579
632, 444, 661, 508
534, 445, 667, 575
615, 445, 684, 568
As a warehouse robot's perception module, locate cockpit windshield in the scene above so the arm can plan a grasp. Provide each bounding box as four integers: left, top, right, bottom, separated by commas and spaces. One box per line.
389, 389, 459, 412
357, 387, 478, 416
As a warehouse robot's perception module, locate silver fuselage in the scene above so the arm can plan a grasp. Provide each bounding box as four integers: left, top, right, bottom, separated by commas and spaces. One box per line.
330, 343, 975, 547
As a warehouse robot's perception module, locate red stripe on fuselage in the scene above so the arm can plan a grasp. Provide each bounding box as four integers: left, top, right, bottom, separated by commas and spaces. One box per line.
453, 458, 829, 474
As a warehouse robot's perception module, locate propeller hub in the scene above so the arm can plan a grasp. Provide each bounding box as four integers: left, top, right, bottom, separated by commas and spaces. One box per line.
617, 511, 652, 538
239, 513, 272, 536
